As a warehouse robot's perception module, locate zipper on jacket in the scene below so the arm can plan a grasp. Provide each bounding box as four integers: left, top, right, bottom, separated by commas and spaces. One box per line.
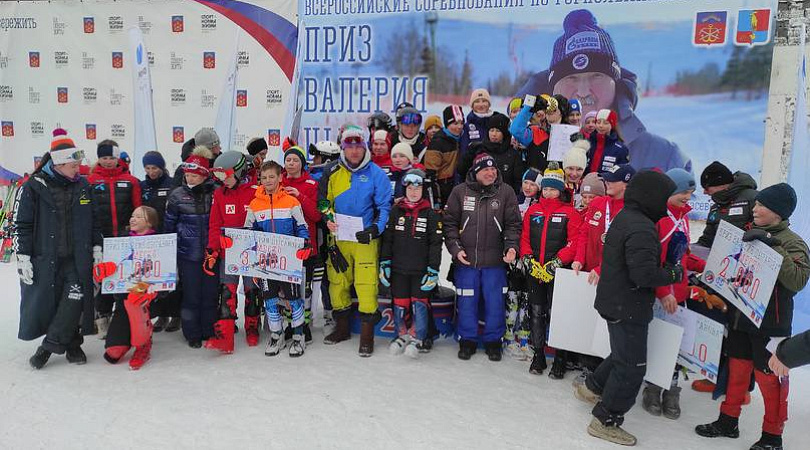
108, 179, 119, 236
493, 217, 503, 233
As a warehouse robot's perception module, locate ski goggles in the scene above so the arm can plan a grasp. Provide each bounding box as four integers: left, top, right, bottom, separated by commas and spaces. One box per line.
181, 162, 209, 173
51, 149, 86, 165
342, 135, 364, 146
399, 113, 422, 125
402, 173, 425, 187
211, 167, 235, 181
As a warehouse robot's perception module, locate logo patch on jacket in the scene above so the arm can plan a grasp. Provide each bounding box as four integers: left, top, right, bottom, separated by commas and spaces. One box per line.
593, 211, 602, 221
398, 217, 405, 226
490, 199, 500, 210
225, 204, 236, 214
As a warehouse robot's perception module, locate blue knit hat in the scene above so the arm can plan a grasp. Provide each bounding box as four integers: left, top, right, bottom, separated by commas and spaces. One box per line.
541, 164, 566, 192
666, 168, 696, 194
142, 151, 166, 170
548, 9, 621, 89
569, 98, 582, 114
522, 167, 543, 187
756, 183, 797, 220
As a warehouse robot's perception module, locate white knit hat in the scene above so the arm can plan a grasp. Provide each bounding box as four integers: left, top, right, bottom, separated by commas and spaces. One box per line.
373, 129, 388, 143
390, 142, 414, 162
563, 139, 589, 169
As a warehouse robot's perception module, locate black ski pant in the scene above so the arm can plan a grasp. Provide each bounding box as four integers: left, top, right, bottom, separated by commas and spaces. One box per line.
586, 318, 649, 427
105, 295, 131, 349
41, 258, 84, 354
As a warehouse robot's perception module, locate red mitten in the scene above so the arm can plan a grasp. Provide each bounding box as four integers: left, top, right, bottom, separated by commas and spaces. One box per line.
219, 235, 234, 249
93, 262, 117, 283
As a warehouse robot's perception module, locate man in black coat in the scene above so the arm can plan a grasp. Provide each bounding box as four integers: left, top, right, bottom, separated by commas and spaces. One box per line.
573, 170, 681, 446
770, 329, 810, 375
14, 130, 103, 369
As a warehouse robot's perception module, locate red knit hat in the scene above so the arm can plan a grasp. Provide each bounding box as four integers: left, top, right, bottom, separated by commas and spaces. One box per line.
183, 146, 212, 177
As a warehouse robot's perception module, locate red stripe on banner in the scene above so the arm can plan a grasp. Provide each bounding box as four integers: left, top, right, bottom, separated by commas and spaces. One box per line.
195, 0, 295, 81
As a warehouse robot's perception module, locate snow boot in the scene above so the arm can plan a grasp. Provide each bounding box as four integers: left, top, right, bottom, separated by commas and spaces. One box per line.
358, 312, 379, 357
104, 345, 130, 364
244, 315, 260, 347
323, 308, 351, 345
695, 413, 740, 439
692, 378, 715, 393
65, 346, 87, 365
165, 317, 181, 332
289, 333, 305, 358
265, 332, 286, 356
129, 338, 152, 370
29, 346, 51, 370
153, 317, 169, 333
188, 340, 202, 349
549, 351, 567, 379
457, 340, 477, 360
574, 380, 602, 406
530, 352, 547, 375
662, 387, 682, 420
95, 315, 110, 340
484, 341, 502, 362
404, 339, 421, 359
642, 384, 663, 416
389, 335, 411, 356
749, 432, 783, 450
587, 417, 637, 446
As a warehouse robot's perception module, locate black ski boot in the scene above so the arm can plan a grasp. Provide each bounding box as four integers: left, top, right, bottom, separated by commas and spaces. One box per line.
29, 346, 51, 370
695, 413, 740, 438
66, 346, 87, 365
548, 351, 567, 379
484, 341, 502, 362
530, 352, 547, 375
457, 340, 477, 360
749, 432, 783, 450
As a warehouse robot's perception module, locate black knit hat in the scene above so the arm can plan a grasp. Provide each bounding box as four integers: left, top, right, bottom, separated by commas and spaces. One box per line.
756, 183, 797, 220
246, 137, 268, 156
443, 105, 464, 127
487, 112, 511, 141
548, 10, 621, 89
700, 161, 734, 188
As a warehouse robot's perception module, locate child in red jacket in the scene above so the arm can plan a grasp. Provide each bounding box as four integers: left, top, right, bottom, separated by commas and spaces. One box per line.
88, 140, 142, 339
204, 151, 259, 353
641, 168, 707, 419
519, 164, 581, 378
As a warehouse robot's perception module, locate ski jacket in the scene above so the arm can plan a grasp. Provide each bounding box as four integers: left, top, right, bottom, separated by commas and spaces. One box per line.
282, 171, 322, 252
457, 140, 524, 195
586, 131, 629, 175
14, 168, 102, 340
444, 172, 521, 268
520, 197, 581, 265
245, 186, 309, 239
88, 163, 142, 237
164, 180, 216, 262
696, 172, 758, 248
594, 171, 678, 324
319, 151, 392, 236
654, 203, 706, 303
423, 129, 461, 182
575, 196, 625, 273
140, 171, 174, 232
729, 221, 810, 337
509, 104, 550, 171
207, 182, 258, 251
380, 198, 442, 275
460, 110, 492, 159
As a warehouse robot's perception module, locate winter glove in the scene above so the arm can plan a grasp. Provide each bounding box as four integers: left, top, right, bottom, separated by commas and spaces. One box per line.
742, 229, 782, 247
520, 254, 534, 275
542, 258, 563, 279
219, 235, 234, 250
666, 231, 689, 266
16, 254, 33, 285
379, 260, 391, 287
203, 248, 219, 276
664, 264, 684, 285
690, 286, 728, 312
527, 258, 553, 283
93, 245, 103, 268
355, 225, 380, 244
93, 261, 117, 283
296, 239, 314, 261
327, 243, 349, 273
421, 267, 440, 291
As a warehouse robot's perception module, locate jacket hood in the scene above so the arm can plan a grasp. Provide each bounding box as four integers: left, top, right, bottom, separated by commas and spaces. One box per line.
712, 171, 758, 204
339, 147, 372, 173
624, 170, 676, 222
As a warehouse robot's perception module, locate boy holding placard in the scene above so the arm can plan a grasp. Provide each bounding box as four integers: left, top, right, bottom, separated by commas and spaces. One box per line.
696, 183, 810, 450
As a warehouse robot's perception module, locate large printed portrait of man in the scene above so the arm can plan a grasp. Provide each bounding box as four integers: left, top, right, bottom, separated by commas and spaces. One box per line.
517, 9, 693, 173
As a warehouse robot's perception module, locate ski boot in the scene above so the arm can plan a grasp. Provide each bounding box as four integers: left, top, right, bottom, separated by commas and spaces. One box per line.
104, 346, 130, 364
642, 384, 663, 416
265, 332, 286, 356
404, 339, 422, 359
695, 413, 740, 439
129, 338, 152, 370
484, 341, 502, 362
289, 334, 305, 358
29, 346, 51, 370
389, 335, 411, 356
457, 340, 477, 360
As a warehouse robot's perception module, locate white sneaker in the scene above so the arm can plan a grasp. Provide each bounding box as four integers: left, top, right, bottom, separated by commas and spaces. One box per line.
289, 334, 305, 358
96, 316, 110, 340
388, 335, 411, 356
264, 332, 286, 356
404, 340, 421, 359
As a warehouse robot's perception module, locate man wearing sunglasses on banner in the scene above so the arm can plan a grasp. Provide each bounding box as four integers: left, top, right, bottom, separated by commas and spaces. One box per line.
319, 125, 392, 356
18, 129, 103, 369
390, 103, 426, 155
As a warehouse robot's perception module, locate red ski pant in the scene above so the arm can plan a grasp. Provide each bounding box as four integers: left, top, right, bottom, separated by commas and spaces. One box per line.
720, 330, 789, 436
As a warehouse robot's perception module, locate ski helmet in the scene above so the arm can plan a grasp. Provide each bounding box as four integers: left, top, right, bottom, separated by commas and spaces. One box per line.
367, 112, 394, 132
212, 151, 248, 182
396, 105, 423, 126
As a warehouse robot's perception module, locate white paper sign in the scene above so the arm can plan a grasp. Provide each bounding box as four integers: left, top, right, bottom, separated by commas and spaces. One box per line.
335, 213, 364, 242
101, 234, 177, 294
702, 220, 783, 327
547, 124, 583, 162
654, 303, 724, 383
223, 228, 304, 283
550, 269, 684, 389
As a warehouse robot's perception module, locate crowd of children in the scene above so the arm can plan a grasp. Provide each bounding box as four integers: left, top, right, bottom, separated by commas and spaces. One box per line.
14, 88, 810, 449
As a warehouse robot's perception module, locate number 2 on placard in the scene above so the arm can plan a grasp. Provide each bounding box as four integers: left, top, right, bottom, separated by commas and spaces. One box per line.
381, 308, 395, 333
718, 256, 730, 278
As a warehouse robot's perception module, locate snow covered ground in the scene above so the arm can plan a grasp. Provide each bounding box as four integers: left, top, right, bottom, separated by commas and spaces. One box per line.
1, 262, 809, 449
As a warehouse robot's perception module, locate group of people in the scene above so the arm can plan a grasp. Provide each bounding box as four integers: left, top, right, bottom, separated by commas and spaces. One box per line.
14, 87, 810, 449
